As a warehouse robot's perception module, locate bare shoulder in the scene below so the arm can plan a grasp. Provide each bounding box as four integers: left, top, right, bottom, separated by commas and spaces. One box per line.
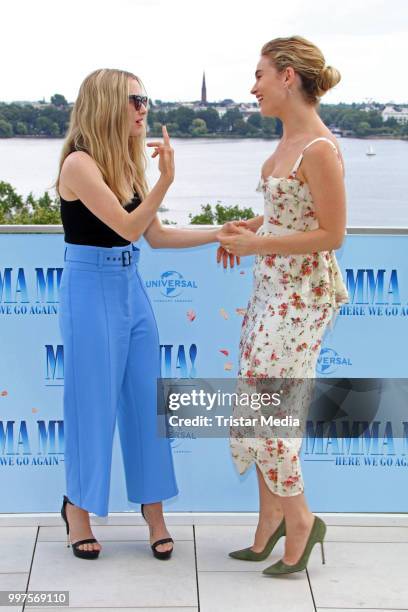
59, 151, 104, 200
302, 133, 345, 177
62, 151, 100, 175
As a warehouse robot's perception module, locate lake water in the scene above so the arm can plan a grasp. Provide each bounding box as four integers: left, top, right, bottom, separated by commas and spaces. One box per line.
0, 137, 407, 228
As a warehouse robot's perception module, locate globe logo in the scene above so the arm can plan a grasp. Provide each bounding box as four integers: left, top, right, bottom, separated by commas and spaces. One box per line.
317, 347, 342, 375
160, 270, 184, 298
170, 437, 183, 449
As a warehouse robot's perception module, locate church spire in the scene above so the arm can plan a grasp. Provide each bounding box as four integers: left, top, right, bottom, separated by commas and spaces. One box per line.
201, 71, 207, 104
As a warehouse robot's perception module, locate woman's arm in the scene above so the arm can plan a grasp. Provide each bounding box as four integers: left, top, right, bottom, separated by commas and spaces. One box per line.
144, 215, 219, 248
59, 126, 174, 243
217, 141, 346, 256
244, 215, 264, 232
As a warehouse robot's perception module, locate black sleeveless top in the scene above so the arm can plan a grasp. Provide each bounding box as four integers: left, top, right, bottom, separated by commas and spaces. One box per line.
60, 192, 141, 247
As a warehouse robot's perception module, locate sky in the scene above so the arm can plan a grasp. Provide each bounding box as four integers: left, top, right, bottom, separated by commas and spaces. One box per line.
1, 0, 407, 105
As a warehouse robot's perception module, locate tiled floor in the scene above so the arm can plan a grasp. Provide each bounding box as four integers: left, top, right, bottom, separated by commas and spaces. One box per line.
0, 518, 407, 611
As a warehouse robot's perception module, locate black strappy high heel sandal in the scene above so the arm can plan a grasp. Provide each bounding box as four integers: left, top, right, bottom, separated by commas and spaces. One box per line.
141, 503, 174, 560
60, 495, 100, 560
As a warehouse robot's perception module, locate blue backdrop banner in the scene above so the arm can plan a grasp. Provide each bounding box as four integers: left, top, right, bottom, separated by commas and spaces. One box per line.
0, 233, 406, 513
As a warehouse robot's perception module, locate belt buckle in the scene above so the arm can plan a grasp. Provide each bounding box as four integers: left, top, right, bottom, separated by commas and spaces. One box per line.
121, 250, 131, 266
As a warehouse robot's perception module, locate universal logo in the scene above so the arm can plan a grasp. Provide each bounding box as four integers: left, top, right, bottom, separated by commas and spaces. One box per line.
145, 271, 198, 301
317, 348, 352, 375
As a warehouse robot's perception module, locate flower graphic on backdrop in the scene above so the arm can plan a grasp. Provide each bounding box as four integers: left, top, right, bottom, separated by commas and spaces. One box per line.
186, 309, 196, 322
219, 308, 229, 320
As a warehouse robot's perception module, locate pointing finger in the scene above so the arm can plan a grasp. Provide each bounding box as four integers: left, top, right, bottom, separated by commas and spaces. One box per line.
162, 124, 170, 145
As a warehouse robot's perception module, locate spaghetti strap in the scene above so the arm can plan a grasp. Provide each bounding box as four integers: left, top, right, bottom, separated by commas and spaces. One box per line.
289, 137, 341, 177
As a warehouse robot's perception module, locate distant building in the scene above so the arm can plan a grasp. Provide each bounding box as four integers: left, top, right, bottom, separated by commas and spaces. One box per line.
239, 102, 259, 121
213, 106, 228, 117
382, 105, 408, 124
201, 72, 207, 104
11, 100, 49, 108
361, 103, 382, 113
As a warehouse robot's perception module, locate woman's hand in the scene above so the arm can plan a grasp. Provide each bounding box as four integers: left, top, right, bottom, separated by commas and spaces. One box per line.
147, 125, 174, 184
216, 245, 240, 269
215, 220, 257, 268
216, 224, 261, 257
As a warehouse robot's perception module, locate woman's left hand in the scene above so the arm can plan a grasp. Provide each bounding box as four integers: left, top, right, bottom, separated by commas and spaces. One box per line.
216, 225, 261, 257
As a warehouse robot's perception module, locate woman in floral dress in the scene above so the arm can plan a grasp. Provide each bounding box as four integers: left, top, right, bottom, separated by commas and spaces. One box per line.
217, 36, 349, 576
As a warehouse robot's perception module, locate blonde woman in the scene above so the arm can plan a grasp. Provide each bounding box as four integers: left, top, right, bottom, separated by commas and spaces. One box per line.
217, 36, 349, 575
57, 69, 221, 560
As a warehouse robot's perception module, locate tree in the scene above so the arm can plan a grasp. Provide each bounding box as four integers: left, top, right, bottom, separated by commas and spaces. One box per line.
366, 110, 383, 128
261, 116, 276, 137
189, 118, 208, 136
247, 113, 262, 128
220, 108, 242, 132
15, 121, 28, 135
245, 122, 260, 136
384, 117, 398, 128
35, 116, 55, 135
175, 107, 195, 132
401, 122, 408, 137
355, 121, 371, 137
233, 118, 249, 135
51, 94, 68, 107
49, 121, 60, 136
153, 110, 168, 125
273, 117, 282, 136
196, 108, 221, 132
214, 203, 255, 224
150, 121, 163, 136
189, 202, 255, 224
0, 181, 24, 219
189, 204, 214, 224
0, 119, 13, 137
165, 122, 179, 135
0, 181, 61, 224
337, 110, 367, 131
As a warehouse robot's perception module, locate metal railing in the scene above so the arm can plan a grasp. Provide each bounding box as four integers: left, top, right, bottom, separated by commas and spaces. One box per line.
1, 225, 407, 235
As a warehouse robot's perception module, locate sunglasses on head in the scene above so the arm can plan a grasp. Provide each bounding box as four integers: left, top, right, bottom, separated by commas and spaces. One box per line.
128, 95, 148, 111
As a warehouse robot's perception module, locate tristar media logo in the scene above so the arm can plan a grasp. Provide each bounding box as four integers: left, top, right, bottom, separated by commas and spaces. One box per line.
145, 271, 198, 302
317, 348, 352, 375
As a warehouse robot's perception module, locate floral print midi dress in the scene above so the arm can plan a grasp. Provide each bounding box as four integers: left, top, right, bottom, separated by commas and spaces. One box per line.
230, 137, 349, 497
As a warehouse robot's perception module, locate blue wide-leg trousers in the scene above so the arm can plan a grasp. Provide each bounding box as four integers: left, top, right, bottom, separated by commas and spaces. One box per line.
58, 241, 178, 516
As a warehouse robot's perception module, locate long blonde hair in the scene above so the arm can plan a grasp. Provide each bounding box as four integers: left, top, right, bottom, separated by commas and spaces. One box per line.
55, 68, 148, 205
261, 36, 341, 105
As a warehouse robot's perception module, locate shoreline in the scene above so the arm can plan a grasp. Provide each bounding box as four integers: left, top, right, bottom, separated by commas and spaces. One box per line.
0, 134, 407, 142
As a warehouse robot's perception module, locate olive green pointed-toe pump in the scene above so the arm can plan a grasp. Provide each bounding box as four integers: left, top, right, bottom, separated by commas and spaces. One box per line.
262, 516, 326, 576
229, 519, 286, 561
